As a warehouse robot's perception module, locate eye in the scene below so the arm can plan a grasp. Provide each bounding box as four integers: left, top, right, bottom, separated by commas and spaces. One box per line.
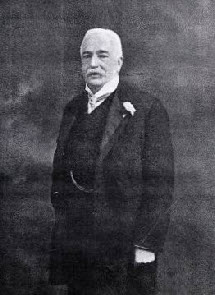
82, 53, 91, 59
98, 54, 109, 59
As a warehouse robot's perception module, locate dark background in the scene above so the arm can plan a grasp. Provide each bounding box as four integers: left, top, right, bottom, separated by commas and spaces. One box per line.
1, 0, 215, 294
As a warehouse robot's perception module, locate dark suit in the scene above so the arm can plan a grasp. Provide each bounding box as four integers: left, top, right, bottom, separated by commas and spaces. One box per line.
49, 83, 174, 294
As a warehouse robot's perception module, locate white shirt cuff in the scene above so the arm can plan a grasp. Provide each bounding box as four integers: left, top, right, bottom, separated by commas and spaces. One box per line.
134, 247, 155, 263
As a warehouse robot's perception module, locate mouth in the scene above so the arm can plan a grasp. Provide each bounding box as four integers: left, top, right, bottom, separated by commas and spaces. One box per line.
87, 72, 102, 78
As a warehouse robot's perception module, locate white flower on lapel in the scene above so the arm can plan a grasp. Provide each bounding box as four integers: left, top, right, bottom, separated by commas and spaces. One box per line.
123, 102, 136, 116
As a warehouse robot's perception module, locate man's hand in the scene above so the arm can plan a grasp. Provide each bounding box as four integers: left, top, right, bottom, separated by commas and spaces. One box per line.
135, 248, 155, 263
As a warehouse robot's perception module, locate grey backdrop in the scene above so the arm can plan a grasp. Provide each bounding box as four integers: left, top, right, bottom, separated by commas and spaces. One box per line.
0, 0, 214, 294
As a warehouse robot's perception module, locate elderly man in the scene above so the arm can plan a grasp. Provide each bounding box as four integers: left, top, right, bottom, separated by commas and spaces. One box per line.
49, 28, 174, 295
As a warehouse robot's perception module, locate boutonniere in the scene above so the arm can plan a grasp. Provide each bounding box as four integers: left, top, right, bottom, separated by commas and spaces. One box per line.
123, 102, 136, 117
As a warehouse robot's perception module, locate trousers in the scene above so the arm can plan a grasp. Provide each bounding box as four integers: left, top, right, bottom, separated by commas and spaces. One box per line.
67, 252, 157, 295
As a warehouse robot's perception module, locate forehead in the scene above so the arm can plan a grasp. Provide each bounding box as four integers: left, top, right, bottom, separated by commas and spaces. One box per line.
82, 33, 113, 52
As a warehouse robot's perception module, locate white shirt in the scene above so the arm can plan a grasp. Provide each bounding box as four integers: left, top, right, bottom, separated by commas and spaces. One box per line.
85, 75, 119, 114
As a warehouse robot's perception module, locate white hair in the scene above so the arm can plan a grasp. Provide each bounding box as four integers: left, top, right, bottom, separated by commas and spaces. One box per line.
80, 28, 123, 59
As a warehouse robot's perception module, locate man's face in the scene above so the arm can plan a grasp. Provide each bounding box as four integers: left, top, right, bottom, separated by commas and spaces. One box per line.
81, 33, 123, 93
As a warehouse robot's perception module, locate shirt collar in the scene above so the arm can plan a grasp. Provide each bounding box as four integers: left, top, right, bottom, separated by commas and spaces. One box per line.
85, 75, 119, 99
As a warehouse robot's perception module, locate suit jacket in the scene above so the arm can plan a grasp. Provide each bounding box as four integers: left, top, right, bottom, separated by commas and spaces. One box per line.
49, 82, 174, 284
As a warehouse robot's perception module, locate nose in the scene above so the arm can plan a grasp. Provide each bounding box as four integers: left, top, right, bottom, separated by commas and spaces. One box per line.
90, 55, 99, 68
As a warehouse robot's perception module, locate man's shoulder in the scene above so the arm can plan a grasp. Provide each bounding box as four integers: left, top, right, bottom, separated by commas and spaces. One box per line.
63, 91, 86, 114
117, 82, 161, 112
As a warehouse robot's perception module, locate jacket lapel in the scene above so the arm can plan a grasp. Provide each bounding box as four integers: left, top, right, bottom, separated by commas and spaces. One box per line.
99, 89, 124, 163
94, 88, 132, 192
57, 114, 76, 152
57, 92, 87, 152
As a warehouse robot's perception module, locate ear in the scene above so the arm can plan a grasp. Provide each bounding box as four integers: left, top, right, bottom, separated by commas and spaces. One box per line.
118, 56, 123, 71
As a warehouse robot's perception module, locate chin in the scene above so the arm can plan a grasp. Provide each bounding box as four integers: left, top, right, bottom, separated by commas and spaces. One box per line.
87, 80, 103, 90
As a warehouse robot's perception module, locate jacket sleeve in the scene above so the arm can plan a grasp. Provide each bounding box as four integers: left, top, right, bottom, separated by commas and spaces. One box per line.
51, 104, 73, 209
134, 99, 174, 253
